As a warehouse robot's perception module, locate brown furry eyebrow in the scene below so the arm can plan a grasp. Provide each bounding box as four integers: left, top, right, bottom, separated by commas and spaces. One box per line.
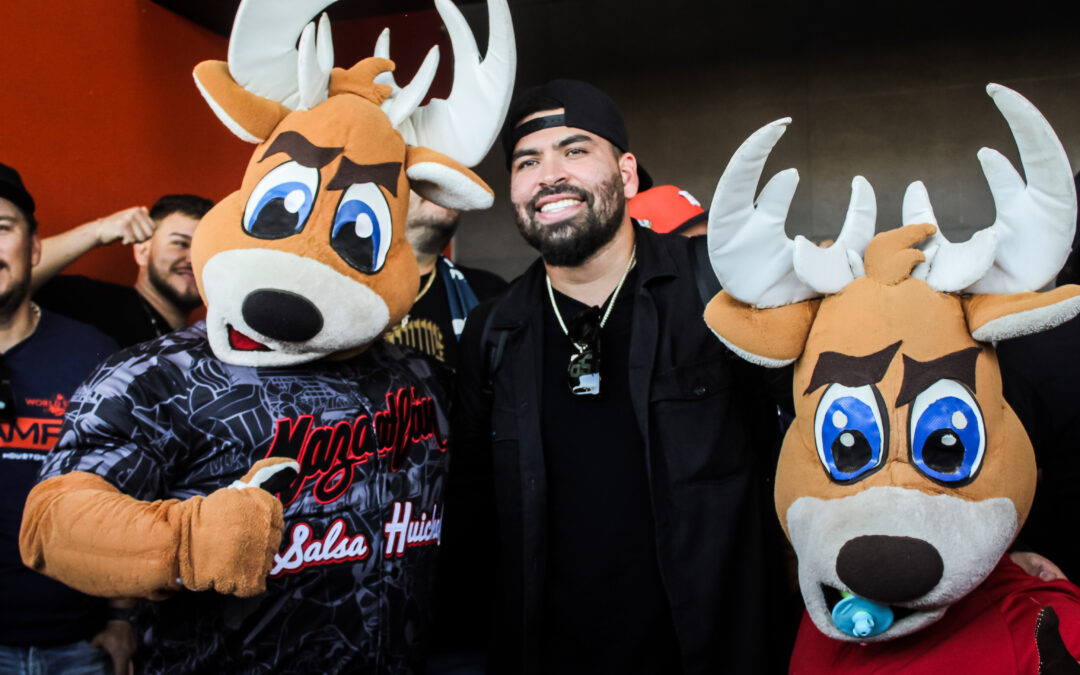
805, 341, 902, 395
895, 347, 980, 407
326, 158, 402, 197
260, 131, 344, 168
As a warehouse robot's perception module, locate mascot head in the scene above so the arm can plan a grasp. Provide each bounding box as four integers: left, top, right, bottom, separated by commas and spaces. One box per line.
704, 84, 1080, 641
190, 0, 514, 366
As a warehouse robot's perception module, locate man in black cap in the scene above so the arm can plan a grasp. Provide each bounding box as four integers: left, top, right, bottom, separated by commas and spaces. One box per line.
0, 163, 130, 674
447, 81, 793, 673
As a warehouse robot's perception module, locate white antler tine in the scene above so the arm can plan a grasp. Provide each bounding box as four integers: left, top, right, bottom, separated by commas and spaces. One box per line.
988, 83, 1074, 211
373, 28, 399, 89
902, 180, 939, 228
315, 13, 334, 75
386, 46, 440, 130
297, 15, 332, 111
403, 0, 516, 167
709, 118, 822, 308
793, 176, 876, 294
923, 84, 1075, 294
228, 0, 337, 109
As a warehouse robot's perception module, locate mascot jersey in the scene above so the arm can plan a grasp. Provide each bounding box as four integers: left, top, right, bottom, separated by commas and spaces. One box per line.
38, 323, 450, 674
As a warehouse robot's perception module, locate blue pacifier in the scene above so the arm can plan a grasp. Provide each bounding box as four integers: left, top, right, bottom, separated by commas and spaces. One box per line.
831, 592, 894, 638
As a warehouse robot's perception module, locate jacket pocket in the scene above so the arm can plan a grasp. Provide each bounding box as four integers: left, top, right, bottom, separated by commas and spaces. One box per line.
650, 357, 758, 483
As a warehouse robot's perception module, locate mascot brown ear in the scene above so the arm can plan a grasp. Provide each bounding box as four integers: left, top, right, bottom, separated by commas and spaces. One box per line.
704, 291, 820, 367
405, 145, 493, 211
193, 61, 291, 143
963, 285, 1080, 342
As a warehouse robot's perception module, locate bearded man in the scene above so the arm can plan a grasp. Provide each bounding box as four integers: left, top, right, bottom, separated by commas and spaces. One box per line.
446, 80, 796, 674
33, 194, 210, 347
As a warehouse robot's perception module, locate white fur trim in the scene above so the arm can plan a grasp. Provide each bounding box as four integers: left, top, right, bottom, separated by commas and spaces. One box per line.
192, 71, 265, 144
786, 487, 1017, 642
705, 322, 796, 368
970, 293, 1080, 341
407, 161, 492, 210
230, 460, 300, 490
202, 249, 391, 367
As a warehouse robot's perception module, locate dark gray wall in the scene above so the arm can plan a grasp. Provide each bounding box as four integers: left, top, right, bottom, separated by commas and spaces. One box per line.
454, 1, 1080, 280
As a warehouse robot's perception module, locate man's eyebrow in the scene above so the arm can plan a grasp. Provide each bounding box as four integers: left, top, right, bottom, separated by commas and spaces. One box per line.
259, 130, 344, 169
511, 133, 597, 163
895, 347, 980, 407
511, 145, 539, 163
326, 157, 402, 197
805, 341, 902, 395
556, 134, 595, 149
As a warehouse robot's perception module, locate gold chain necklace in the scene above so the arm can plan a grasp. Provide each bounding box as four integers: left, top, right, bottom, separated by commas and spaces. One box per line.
415, 268, 438, 302
546, 245, 637, 352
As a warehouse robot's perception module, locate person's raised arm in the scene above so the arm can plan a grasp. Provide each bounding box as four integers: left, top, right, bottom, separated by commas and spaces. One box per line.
32, 206, 156, 292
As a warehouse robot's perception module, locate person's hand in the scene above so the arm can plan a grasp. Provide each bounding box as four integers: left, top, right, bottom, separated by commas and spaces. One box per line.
93, 207, 156, 246
89, 619, 136, 675
1010, 551, 1068, 581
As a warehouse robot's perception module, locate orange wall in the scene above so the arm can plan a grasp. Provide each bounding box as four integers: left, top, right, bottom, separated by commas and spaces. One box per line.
1, 0, 448, 285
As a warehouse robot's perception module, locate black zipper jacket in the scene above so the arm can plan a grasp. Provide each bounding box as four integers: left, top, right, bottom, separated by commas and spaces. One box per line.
444, 226, 794, 674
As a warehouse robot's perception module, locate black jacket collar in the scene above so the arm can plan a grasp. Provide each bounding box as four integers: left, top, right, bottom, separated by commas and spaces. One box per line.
492, 223, 680, 329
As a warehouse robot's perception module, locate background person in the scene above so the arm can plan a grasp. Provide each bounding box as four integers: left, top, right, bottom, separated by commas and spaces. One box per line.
33, 194, 211, 347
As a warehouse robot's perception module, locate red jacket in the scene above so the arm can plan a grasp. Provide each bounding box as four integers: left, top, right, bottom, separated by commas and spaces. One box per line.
791, 558, 1080, 674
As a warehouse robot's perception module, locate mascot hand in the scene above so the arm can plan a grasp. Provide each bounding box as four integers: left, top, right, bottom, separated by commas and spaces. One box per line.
21, 460, 297, 600
177, 458, 298, 597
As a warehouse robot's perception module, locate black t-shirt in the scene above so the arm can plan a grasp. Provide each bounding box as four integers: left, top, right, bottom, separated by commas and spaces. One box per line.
384, 263, 506, 370
1, 310, 118, 646
34, 275, 171, 349
538, 271, 681, 674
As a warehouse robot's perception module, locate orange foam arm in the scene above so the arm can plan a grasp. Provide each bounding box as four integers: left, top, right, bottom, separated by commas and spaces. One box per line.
20, 467, 285, 600
20, 472, 187, 600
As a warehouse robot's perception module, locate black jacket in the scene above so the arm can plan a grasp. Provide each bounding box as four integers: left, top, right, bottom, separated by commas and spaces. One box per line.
445, 227, 793, 674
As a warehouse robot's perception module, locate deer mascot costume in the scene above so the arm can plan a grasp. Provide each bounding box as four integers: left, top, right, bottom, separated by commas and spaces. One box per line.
18, 0, 513, 671
705, 84, 1080, 673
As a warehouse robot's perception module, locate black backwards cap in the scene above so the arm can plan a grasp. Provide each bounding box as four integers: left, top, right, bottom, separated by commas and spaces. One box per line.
501, 79, 652, 190
0, 163, 35, 221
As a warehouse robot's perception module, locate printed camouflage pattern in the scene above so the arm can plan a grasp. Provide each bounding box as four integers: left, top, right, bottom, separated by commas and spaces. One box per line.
39, 323, 450, 674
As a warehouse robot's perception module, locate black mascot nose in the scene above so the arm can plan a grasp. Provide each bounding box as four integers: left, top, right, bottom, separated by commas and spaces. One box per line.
835, 535, 944, 604
242, 289, 324, 342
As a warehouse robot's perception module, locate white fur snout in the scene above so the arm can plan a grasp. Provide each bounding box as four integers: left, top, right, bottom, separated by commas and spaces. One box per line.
201, 249, 390, 367
785, 486, 1018, 641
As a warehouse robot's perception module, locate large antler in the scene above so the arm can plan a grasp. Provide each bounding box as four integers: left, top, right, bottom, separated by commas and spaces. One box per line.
907, 84, 1077, 294
227, 0, 338, 111
373, 0, 516, 167
227, 0, 514, 167
708, 119, 876, 308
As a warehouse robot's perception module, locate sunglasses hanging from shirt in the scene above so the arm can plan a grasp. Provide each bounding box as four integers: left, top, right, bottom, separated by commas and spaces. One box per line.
546, 246, 636, 396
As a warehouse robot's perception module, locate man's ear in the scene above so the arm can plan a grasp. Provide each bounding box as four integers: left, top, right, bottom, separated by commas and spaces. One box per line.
133, 240, 151, 267
619, 152, 639, 199
30, 233, 41, 267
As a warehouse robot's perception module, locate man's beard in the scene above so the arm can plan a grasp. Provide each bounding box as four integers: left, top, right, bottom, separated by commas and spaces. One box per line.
515, 175, 626, 268
0, 271, 30, 323
148, 263, 202, 312
406, 214, 461, 258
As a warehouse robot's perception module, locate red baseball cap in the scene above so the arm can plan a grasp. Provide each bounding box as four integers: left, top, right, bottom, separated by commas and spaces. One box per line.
629, 185, 706, 234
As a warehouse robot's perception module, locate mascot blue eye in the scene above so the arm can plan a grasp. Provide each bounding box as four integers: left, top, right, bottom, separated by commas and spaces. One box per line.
814, 384, 886, 482
331, 183, 392, 274
243, 161, 319, 239
909, 380, 985, 483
